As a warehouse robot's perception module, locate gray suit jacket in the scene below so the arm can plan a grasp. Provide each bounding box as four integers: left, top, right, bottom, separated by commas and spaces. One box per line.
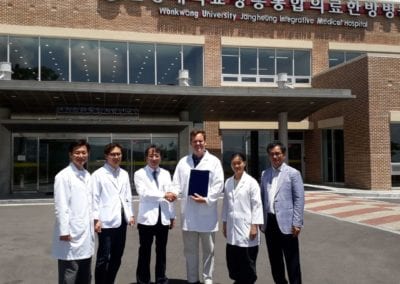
260, 163, 305, 234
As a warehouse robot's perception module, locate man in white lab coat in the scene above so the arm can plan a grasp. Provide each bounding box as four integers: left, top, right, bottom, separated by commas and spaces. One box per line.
92, 143, 135, 284
134, 144, 177, 284
173, 130, 224, 284
52, 140, 94, 284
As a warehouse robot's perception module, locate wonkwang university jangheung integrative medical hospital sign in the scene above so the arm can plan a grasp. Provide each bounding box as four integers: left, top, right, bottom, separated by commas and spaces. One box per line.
107, 0, 400, 28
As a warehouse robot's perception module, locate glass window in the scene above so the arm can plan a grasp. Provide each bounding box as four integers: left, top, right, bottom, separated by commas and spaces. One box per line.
183, 45, 203, 86
0, 35, 7, 61
276, 50, 293, 75
71, 39, 99, 82
329, 51, 345, 67
101, 41, 127, 83
156, 44, 181, 85
9, 36, 39, 80
13, 137, 38, 192
222, 47, 239, 74
345, 51, 363, 62
240, 48, 257, 75
294, 50, 310, 76
259, 49, 275, 75
391, 124, 400, 163
129, 43, 155, 85
40, 38, 69, 81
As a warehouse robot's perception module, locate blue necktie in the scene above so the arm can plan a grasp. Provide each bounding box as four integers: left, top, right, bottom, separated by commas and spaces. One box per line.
153, 170, 159, 188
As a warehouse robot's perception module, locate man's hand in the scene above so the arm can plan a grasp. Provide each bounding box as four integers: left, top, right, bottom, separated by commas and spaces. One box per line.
191, 193, 207, 203
222, 222, 227, 238
249, 224, 258, 240
164, 192, 177, 202
59, 235, 72, 241
169, 219, 176, 229
94, 220, 102, 233
292, 226, 301, 237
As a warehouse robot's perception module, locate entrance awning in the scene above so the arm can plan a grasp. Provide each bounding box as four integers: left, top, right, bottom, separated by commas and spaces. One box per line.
0, 80, 354, 121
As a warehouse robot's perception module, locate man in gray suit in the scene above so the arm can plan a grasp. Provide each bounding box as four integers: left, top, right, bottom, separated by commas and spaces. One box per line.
260, 142, 304, 284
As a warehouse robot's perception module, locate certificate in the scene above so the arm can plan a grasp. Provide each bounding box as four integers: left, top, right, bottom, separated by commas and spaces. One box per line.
188, 169, 209, 197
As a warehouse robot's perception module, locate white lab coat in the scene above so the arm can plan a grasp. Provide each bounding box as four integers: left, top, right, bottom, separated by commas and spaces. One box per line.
52, 163, 94, 260
92, 163, 134, 228
134, 165, 175, 225
222, 172, 264, 247
173, 150, 224, 232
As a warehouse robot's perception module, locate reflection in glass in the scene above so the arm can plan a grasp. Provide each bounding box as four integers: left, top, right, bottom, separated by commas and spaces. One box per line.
157, 44, 181, 85
39, 139, 73, 192
222, 47, 239, 74
276, 50, 293, 75
0, 35, 7, 61
259, 49, 275, 75
71, 39, 99, 82
101, 41, 127, 83
183, 45, 203, 86
41, 38, 69, 81
345, 51, 363, 62
329, 51, 345, 67
294, 50, 310, 76
391, 124, 400, 163
9, 36, 39, 80
240, 48, 257, 75
13, 137, 38, 191
129, 43, 155, 84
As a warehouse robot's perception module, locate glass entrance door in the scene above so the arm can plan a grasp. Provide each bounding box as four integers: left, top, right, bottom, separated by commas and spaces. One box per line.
12, 133, 178, 194
38, 139, 74, 193
322, 129, 344, 183
288, 142, 304, 176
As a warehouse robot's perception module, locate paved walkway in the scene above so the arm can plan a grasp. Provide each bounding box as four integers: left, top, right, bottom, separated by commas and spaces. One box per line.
306, 191, 400, 234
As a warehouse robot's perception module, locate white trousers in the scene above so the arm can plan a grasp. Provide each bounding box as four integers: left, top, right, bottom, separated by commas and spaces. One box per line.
182, 230, 215, 284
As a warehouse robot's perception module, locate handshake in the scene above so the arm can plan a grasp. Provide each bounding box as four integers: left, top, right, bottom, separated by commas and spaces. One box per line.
164, 192, 177, 202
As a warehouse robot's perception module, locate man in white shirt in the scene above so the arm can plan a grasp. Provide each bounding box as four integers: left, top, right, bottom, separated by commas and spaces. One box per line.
92, 143, 135, 284
52, 140, 94, 284
134, 144, 177, 284
173, 130, 224, 284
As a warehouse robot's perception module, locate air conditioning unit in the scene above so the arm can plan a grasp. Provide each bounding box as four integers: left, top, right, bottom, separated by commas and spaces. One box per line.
0, 62, 12, 80
178, 69, 190, 86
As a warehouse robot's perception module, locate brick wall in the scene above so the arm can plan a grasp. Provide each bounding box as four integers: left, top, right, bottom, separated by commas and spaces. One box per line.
311, 55, 400, 190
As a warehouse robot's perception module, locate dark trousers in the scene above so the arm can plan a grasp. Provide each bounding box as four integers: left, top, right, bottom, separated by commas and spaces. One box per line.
58, 257, 91, 284
95, 218, 127, 284
136, 217, 170, 284
265, 213, 302, 284
226, 243, 258, 284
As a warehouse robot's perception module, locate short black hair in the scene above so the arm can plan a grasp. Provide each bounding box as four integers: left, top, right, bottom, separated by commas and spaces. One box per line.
267, 142, 286, 154
145, 144, 162, 156
104, 143, 123, 155
68, 140, 90, 153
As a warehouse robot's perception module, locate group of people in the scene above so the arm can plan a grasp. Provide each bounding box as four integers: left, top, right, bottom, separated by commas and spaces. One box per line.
52, 129, 305, 284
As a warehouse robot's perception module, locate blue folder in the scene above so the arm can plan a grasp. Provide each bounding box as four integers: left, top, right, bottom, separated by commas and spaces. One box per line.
188, 169, 209, 197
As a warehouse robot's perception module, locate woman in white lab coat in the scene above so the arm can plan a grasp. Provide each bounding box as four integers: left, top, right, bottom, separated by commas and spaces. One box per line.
222, 153, 263, 284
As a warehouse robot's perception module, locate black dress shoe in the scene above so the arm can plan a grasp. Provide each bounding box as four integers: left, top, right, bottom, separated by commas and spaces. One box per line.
156, 277, 169, 284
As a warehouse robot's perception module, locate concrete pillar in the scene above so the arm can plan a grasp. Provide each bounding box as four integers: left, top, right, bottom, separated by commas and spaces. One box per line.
278, 112, 288, 163
179, 125, 191, 159
0, 108, 11, 195
179, 110, 189, 121
250, 131, 259, 179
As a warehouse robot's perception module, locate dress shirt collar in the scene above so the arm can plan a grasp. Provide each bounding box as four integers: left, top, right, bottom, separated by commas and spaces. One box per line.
104, 162, 120, 176
145, 165, 159, 174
